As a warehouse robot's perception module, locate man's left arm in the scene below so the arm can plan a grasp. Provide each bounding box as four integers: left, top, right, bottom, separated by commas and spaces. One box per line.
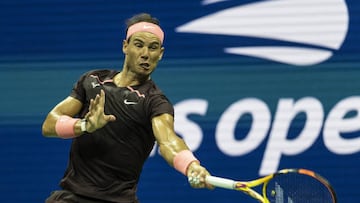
152, 113, 213, 189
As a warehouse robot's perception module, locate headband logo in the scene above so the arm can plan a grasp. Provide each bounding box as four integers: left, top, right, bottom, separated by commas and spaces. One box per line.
143, 25, 155, 29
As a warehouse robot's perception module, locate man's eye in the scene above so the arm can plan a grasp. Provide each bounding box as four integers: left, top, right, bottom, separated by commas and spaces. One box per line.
150, 45, 159, 50
135, 43, 143, 47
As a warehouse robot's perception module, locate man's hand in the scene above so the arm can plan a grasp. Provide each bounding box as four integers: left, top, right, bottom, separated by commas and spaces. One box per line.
84, 89, 116, 133
187, 161, 214, 189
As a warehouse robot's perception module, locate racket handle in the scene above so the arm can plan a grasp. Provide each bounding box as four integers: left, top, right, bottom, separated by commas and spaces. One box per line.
206, 176, 236, 190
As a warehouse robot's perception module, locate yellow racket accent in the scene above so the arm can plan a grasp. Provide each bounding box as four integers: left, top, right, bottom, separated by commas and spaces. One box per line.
233, 174, 274, 203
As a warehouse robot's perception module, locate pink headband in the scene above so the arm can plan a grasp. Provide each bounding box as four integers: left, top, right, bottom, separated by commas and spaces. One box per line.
126, 22, 164, 44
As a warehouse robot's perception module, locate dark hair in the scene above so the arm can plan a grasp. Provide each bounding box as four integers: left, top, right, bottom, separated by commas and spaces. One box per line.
126, 13, 160, 30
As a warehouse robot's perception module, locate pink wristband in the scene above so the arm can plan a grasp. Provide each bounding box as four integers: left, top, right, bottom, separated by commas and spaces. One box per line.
55, 115, 80, 139
173, 150, 199, 175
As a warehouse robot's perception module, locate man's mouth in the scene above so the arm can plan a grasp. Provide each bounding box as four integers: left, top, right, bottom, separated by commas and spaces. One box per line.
140, 63, 150, 70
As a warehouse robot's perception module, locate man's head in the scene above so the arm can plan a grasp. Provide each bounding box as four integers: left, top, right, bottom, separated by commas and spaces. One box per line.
122, 13, 165, 78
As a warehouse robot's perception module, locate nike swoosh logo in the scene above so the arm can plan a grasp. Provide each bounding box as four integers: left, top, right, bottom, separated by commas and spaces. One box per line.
143, 25, 155, 29
124, 99, 138, 105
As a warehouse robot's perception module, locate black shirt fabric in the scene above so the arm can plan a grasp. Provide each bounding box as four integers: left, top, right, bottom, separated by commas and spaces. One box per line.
59, 69, 174, 203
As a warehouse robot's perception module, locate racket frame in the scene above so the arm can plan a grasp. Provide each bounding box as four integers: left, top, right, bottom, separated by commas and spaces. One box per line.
205, 168, 337, 203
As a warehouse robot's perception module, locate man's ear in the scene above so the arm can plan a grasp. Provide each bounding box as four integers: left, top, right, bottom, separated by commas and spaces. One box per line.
122, 40, 128, 54
158, 47, 165, 60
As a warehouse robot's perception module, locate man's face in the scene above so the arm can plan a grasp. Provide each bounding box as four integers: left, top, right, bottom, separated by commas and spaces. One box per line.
123, 31, 164, 76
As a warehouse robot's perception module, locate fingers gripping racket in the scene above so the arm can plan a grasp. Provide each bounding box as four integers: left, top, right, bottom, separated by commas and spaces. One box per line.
206, 168, 337, 203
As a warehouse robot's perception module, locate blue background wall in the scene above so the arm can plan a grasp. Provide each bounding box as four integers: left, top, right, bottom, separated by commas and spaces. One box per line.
0, 0, 359, 202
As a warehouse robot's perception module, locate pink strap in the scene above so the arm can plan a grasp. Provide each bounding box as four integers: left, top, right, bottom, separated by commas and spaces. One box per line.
173, 150, 199, 175
55, 115, 79, 139
126, 22, 164, 44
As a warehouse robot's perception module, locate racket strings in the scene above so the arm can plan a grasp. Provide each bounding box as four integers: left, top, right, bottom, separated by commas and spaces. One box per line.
265, 173, 334, 203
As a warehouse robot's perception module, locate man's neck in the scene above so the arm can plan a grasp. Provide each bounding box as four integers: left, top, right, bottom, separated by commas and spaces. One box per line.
113, 70, 149, 87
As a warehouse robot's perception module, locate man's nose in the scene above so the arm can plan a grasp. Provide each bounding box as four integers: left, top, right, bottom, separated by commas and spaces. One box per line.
141, 48, 149, 59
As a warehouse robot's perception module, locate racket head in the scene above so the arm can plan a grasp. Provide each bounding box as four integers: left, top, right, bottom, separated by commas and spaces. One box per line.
263, 168, 337, 203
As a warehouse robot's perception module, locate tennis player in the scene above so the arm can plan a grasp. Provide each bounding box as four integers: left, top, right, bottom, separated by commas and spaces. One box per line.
42, 13, 213, 203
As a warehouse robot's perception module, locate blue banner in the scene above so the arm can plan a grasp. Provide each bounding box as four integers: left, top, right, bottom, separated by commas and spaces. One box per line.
0, 0, 359, 202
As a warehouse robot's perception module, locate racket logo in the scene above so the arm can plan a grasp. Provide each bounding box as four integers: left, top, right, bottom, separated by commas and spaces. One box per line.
234, 183, 247, 189
176, 0, 349, 66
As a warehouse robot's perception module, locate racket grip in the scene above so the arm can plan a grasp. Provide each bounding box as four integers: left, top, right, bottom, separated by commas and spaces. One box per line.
205, 176, 236, 190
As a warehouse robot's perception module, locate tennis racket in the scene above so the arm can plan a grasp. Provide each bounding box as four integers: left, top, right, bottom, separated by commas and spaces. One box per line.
205, 168, 337, 203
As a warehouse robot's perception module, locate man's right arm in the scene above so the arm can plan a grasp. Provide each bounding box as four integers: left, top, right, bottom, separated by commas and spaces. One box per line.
42, 96, 83, 137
